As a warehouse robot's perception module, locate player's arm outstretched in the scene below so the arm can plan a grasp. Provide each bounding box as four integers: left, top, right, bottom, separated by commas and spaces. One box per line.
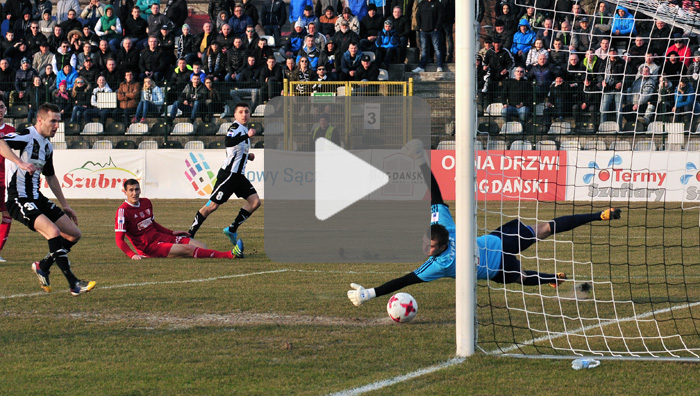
115, 231, 145, 260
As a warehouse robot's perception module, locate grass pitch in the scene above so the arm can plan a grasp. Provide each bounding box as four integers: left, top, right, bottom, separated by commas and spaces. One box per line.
1, 199, 699, 395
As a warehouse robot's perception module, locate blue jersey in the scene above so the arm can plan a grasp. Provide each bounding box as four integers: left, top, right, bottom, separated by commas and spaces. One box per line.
476, 234, 502, 280
414, 204, 456, 281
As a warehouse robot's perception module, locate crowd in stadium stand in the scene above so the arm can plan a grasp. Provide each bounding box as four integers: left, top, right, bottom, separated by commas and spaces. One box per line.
481, 0, 700, 132
0, 0, 456, 128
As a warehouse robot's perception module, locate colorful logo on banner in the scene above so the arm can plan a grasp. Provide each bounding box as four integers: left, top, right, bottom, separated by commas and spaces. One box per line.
680, 162, 700, 185
582, 155, 667, 186
184, 152, 217, 196
60, 157, 138, 189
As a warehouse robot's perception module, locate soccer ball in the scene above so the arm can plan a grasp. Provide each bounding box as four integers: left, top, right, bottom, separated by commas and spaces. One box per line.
387, 293, 418, 323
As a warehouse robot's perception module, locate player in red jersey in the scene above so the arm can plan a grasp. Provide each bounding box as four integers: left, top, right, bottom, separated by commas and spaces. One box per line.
0, 100, 15, 262
115, 179, 245, 259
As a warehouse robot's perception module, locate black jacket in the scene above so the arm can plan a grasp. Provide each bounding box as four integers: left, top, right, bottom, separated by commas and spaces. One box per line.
416, 0, 443, 32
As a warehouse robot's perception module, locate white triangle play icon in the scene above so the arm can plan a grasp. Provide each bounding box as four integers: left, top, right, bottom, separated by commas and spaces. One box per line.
315, 138, 389, 221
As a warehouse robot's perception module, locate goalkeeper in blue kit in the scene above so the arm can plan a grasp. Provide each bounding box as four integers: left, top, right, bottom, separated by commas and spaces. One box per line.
347, 140, 621, 306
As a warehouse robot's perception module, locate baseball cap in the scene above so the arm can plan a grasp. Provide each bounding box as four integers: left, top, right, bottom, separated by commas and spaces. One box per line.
579, 16, 588, 22
161, 24, 169, 30
21, 57, 29, 64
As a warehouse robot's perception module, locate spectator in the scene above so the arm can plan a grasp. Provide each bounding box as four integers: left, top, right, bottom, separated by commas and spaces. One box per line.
203, 42, 226, 81
146, 3, 171, 36
500, 66, 533, 123
520, 2, 544, 29
39, 10, 56, 39
346, 0, 369, 21
353, 54, 379, 94
139, 35, 163, 81
56, 63, 78, 90
82, 25, 100, 49
292, 55, 316, 94
687, 50, 700, 88
335, 7, 360, 34
241, 0, 263, 36
511, 19, 536, 66
657, 75, 675, 121
95, 5, 122, 53
571, 16, 592, 54
263, 0, 287, 44
319, 40, 338, 77
13, 9, 33, 40
53, 41, 78, 74
202, 76, 222, 122
297, 5, 319, 30
169, 57, 192, 101
673, 77, 698, 126
164, 0, 188, 30
42, 64, 57, 93
547, 38, 569, 72
47, 25, 65, 52
667, 38, 692, 68
412, 0, 444, 73
297, 35, 321, 70
78, 57, 100, 85
100, 58, 121, 89
478, 37, 492, 61
528, 52, 554, 101
663, 51, 685, 89
543, 74, 574, 126
610, 5, 636, 48
10, 58, 37, 106
594, 37, 610, 61
535, 17, 554, 49
26, 22, 46, 55
76, 42, 95, 70
555, 20, 572, 50
621, 65, 658, 126
195, 22, 217, 61
440, 0, 454, 63
33, 41, 55, 75
56, 0, 81, 24
66, 29, 84, 54
316, 1, 342, 18
591, 1, 612, 46
116, 37, 140, 76
54, 79, 72, 115
284, 21, 307, 58
360, 4, 382, 51
259, 56, 284, 103
132, 76, 163, 123
85, 75, 112, 124
483, 38, 514, 94
283, 57, 296, 81
289, 0, 314, 24
116, 70, 140, 124
649, 20, 672, 57
6, 40, 30, 72
156, 24, 177, 68
626, 36, 649, 76
189, 61, 206, 82
70, 77, 91, 123
246, 36, 274, 66
600, 48, 625, 126
573, 77, 602, 127
307, 22, 327, 51
564, 2, 587, 31
225, 37, 247, 81
242, 25, 260, 49
497, 3, 519, 36
340, 42, 363, 80
312, 64, 336, 93
637, 53, 660, 80
176, 23, 197, 65
124, 6, 148, 50
332, 19, 360, 59
81, 0, 105, 28
311, 113, 340, 146
229, 4, 253, 38
566, 53, 586, 83
216, 24, 236, 52
59, 8, 83, 36
168, 74, 208, 123
27, 76, 49, 123
0, 59, 13, 103
525, 38, 547, 70
375, 19, 398, 69
214, 10, 230, 32
318, 6, 338, 38
94, 39, 114, 71
208, 0, 232, 27
388, 6, 410, 63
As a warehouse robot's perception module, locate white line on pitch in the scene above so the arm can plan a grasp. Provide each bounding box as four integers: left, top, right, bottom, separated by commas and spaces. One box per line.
326, 357, 466, 396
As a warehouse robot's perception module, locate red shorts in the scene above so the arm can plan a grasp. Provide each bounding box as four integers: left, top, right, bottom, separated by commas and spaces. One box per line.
142, 235, 190, 258
0, 183, 6, 212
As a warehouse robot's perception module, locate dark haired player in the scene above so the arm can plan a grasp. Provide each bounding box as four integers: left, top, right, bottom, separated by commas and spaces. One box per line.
0, 103, 96, 296
0, 100, 15, 262
116, 179, 244, 259
187, 102, 261, 245
347, 140, 622, 306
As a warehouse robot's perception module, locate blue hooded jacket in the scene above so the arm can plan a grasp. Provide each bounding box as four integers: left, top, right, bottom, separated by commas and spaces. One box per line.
376, 28, 398, 49
611, 6, 636, 36
511, 19, 536, 56
289, 0, 313, 23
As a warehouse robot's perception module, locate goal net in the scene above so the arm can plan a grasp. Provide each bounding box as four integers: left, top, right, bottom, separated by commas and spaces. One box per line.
474, 0, 700, 360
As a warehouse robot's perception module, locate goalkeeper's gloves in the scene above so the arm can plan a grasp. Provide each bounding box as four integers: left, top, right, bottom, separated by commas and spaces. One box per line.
347, 283, 376, 306
402, 139, 428, 165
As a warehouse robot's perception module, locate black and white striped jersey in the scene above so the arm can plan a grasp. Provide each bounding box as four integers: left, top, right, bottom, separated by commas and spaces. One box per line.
222, 121, 251, 175
3, 127, 55, 200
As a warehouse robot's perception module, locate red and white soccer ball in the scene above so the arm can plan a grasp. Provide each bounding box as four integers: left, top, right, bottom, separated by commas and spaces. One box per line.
387, 293, 418, 323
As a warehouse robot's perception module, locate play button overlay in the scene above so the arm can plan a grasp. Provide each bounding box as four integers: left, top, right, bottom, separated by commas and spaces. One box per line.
315, 138, 389, 221
264, 96, 431, 263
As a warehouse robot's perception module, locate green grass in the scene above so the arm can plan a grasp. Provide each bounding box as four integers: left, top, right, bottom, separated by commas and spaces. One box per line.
1, 199, 699, 395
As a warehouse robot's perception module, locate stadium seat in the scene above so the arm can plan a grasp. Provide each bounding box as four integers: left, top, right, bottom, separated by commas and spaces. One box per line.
534, 103, 545, 121
248, 121, 264, 134
509, 140, 533, 150
105, 121, 126, 135
436, 140, 455, 150
548, 121, 572, 134
485, 103, 503, 117
217, 122, 233, 135
583, 140, 607, 150
150, 122, 168, 135
274, 52, 286, 64
687, 139, 700, 151
115, 140, 137, 149
477, 121, 499, 136
53, 141, 67, 150
474, 140, 484, 150
646, 121, 665, 134
125, 123, 149, 135
92, 140, 113, 149
597, 121, 620, 134
138, 140, 159, 150
633, 140, 657, 151
666, 122, 685, 134
64, 122, 81, 136
559, 139, 581, 151
18, 122, 31, 131
170, 122, 194, 136
207, 141, 224, 149
253, 140, 264, 148
500, 121, 523, 135
196, 122, 217, 136
69, 140, 89, 149
184, 140, 205, 150
252, 104, 266, 117
609, 141, 632, 151
81, 122, 104, 135
6, 104, 28, 119
486, 140, 508, 150
261, 35, 275, 47
378, 68, 389, 81
163, 140, 183, 149
535, 140, 558, 150
336, 86, 346, 96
